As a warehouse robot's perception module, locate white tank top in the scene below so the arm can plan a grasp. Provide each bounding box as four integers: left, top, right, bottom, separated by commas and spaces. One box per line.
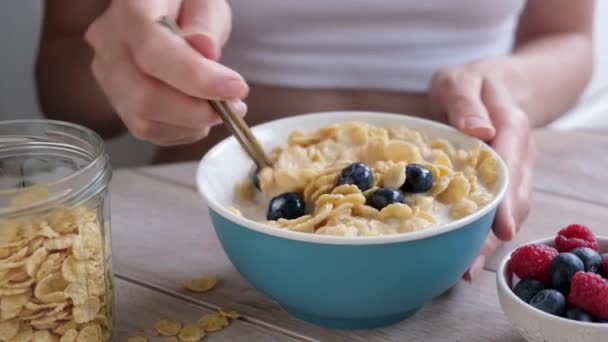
222, 0, 526, 92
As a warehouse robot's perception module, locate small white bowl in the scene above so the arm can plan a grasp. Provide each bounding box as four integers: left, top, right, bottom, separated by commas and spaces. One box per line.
497, 237, 608, 342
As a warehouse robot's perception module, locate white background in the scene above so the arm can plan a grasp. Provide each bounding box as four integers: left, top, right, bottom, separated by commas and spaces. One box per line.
0, 2, 606, 168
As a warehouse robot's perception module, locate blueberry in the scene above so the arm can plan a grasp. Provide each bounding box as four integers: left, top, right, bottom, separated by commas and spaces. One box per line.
512, 279, 545, 303
529, 289, 566, 317
369, 188, 405, 210
571, 247, 602, 273
549, 253, 584, 294
337, 162, 374, 191
266, 192, 306, 220
403, 164, 434, 193
565, 308, 593, 322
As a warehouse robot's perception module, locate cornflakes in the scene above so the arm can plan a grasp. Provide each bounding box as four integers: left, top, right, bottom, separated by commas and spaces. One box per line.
0, 199, 112, 340
219, 309, 241, 320
178, 324, 206, 342
234, 122, 499, 236
154, 319, 182, 336
185, 276, 218, 293
198, 313, 229, 332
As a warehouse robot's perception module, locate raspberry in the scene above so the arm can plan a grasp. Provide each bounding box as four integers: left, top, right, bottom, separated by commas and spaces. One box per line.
568, 272, 608, 320
508, 244, 558, 284
555, 224, 598, 252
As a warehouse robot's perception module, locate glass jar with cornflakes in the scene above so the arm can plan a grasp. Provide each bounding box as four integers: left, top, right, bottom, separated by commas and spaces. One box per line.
0, 120, 114, 341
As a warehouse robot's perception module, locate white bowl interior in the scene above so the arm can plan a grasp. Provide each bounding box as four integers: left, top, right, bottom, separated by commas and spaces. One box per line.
197, 111, 508, 245
497, 237, 608, 342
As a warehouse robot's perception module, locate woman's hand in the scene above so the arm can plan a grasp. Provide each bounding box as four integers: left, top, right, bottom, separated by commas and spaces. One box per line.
429, 59, 536, 280
84, 0, 248, 146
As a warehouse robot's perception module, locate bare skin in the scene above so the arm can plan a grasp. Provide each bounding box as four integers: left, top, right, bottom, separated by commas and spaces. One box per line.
36, 0, 594, 280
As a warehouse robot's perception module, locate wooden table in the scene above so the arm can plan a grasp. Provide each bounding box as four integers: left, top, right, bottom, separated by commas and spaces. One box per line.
110, 129, 608, 341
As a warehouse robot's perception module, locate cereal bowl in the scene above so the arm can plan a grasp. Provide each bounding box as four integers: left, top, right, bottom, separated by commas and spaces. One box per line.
497, 237, 608, 342
197, 111, 508, 329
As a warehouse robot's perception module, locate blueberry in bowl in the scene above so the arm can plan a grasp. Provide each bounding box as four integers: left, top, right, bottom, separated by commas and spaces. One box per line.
337, 162, 374, 191
369, 187, 405, 210
402, 164, 434, 193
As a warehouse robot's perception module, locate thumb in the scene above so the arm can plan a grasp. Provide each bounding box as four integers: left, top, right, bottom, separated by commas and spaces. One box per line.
179, 0, 232, 61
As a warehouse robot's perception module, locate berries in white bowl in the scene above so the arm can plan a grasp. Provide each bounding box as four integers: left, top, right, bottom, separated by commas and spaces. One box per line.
497, 224, 608, 342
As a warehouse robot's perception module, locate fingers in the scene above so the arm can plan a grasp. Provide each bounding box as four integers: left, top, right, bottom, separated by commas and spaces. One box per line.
91, 52, 246, 145
84, 0, 248, 146
463, 232, 501, 281
127, 17, 248, 100
179, 0, 232, 60
463, 255, 486, 282
430, 69, 496, 141
482, 78, 534, 240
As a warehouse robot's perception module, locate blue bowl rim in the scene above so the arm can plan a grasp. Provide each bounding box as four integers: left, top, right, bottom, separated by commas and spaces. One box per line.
197, 111, 509, 246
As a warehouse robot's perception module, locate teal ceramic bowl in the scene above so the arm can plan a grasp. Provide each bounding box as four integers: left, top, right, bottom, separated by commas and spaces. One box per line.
196, 111, 508, 329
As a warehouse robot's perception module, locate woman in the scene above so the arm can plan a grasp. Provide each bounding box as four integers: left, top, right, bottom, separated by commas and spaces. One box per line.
36, 0, 594, 279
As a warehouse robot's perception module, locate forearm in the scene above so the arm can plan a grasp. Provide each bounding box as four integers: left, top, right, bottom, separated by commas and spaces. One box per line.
505, 33, 594, 127
36, 36, 124, 138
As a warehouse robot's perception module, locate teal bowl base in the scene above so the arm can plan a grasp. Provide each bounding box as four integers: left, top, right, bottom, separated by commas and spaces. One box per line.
283, 305, 422, 330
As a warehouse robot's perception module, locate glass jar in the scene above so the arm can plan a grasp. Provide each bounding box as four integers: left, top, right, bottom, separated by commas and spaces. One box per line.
0, 120, 114, 341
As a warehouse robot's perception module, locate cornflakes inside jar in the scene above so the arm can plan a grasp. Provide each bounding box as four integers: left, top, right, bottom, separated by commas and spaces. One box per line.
233, 122, 500, 237
0, 120, 114, 341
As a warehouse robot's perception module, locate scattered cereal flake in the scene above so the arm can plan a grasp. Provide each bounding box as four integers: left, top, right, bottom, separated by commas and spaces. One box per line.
76, 324, 102, 342
59, 329, 78, 342
73, 296, 101, 323
33, 330, 59, 342
178, 324, 206, 342
185, 276, 218, 293
154, 319, 182, 336
127, 337, 147, 342
0, 319, 20, 340
198, 313, 229, 332
219, 309, 241, 320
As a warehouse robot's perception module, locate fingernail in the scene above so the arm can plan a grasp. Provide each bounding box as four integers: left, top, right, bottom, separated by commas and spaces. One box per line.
461, 117, 495, 140
220, 79, 248, 99
229, 100, 248, 117
184, 33, 219, 60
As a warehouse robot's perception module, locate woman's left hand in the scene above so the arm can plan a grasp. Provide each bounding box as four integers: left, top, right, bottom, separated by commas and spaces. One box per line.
428, 58, 536, 281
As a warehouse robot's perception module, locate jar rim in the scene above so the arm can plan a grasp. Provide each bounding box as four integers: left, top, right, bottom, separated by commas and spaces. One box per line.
0, 119, 110, 215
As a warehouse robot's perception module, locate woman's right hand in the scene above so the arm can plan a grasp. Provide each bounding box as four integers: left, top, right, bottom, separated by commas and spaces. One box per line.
85, 0, 248, 146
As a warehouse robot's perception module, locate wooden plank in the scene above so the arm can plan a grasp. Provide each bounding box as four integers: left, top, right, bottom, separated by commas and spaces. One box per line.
114, 277, 299, 341
533, 129, 608, 205
110, 171, 523, 341
137, 130, 608, 207
485, 191, 608, 271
